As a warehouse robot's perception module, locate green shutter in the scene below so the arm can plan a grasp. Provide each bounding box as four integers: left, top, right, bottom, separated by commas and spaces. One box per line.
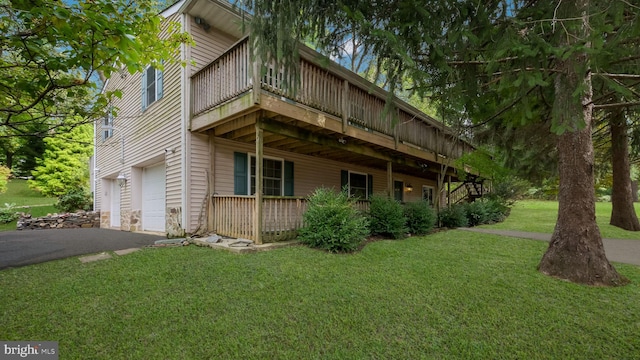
341, 170, 348, 193
367, 174, 373, 198
234, 152, 248, 195
141, 68, 147, 111
284, 161, 294, 196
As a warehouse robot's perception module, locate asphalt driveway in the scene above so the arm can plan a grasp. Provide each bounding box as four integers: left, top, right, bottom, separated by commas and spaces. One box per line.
0, 228, 164, 270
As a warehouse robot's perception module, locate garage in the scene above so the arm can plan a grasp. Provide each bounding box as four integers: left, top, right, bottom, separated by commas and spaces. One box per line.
142, 164, 166, 232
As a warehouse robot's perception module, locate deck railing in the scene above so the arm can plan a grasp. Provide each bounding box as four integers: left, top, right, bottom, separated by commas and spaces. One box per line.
212, 195, 369, 243
191, 39, 252, 116
191, 37, 474, 160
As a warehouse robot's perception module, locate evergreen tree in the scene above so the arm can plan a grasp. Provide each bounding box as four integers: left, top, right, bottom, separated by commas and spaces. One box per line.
242, 0, 639, 285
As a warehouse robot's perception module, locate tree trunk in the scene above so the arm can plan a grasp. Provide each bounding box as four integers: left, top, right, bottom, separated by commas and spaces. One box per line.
609, 109, 640, 230
4, 151, 13, 170
537, 0, 627, 286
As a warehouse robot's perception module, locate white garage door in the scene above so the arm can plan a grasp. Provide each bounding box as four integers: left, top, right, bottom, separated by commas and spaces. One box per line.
142, 164, 166, 232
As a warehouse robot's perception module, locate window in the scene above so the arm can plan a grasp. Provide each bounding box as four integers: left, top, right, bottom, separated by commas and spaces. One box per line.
233, 152, 294, 196
341, 170, 373, 199
251, 156, 283, 196
422, 186, 435, 206
141, 65, 163, 110
102, 110, 114, 141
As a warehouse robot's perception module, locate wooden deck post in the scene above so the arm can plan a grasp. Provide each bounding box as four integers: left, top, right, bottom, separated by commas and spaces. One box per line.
447, 175, 451, 207
387, 161, 393, 198
342, 80, 349, 133
208, 134, 216, 232
252, 46, 261, 105
254, 119, 264, 244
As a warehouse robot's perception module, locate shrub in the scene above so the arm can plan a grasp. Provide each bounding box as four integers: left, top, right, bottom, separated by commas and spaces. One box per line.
487, 176, 530, 205
438, 204, 468, 228
368, 194, 407, 239
483, 199, 510, 223
0, 166, 10, 194
0, 203, 20, 224
299, 187, 369, 253
56, 188, 93, 213
404, 201, 436, 235
464, 201, 489, 227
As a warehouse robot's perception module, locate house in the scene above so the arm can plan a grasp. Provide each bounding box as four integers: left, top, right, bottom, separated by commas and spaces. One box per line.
93, 0, 482, 242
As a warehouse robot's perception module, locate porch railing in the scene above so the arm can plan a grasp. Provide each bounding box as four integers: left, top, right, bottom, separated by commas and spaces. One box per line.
212, 195, 370, 243
191, 37, 474, 160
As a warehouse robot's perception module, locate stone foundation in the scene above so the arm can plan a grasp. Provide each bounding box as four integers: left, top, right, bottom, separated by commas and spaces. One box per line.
130, 209, 142, 232
17, 211, 101, 230
121, 209, 131, 231
166, 207, 184, 238
100, 211, 110, 228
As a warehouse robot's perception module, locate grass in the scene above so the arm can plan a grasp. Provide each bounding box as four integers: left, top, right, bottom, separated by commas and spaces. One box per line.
0, 179, 56, 206
0, 179, 57, 231
1, 234, 640, 359
482, 200, 640, 240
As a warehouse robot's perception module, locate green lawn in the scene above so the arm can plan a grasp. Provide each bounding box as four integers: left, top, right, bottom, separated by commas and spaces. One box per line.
0, 179, 57, 231
0, 179, 56, 206
481, 200, 640, 240
1, 233, 639, 359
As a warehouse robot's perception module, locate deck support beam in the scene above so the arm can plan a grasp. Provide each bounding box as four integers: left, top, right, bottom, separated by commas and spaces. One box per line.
254, 118, 264, 244
387, 162, 393, 198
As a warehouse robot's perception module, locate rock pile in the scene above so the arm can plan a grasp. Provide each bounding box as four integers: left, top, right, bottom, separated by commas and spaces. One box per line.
17, 211, 101, 230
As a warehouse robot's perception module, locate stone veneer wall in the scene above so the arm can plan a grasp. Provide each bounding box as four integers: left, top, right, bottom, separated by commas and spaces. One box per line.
17, 211, 101, 230
100, 211, 110, 228
166, 207, 184, 238
130, 210, 142, 232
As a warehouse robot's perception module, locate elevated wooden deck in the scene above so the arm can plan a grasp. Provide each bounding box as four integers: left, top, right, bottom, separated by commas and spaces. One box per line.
190, 37, 474, 174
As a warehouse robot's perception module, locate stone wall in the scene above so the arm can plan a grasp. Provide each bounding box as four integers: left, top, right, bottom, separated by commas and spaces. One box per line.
17, 211, 101, 230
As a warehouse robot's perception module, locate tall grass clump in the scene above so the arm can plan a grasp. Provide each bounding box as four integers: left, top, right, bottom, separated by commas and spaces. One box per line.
404, 201, 436, 235
368, 194, 407, 239
299, 188, 369, 253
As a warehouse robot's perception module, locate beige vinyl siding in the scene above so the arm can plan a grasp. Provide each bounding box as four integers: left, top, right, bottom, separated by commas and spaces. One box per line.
95, 13, 183, 229
213, 138, 437, 200
187, 132, 210, 231
189, 18, 238, 75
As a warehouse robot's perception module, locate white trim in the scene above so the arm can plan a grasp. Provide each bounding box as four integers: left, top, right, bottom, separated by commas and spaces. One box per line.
180, 12, 188, 232
422, 185, 435, 205
248, 154, 285, 196
347, 170, 368, 199
93, 110, 98, 211
161, 0, 186, 18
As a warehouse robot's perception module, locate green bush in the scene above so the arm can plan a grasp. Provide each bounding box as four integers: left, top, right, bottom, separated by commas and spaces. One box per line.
464, 201, 489, 227
56, 188, 93, 213
404, 201, 436, 235
0, 166, 10, 194
0, 203, 20, 224
438, 204, 468, 228
460, 199, 511, 227
368, 194, 407, 239
299, 187, 369, 253
483, 199, 510, 223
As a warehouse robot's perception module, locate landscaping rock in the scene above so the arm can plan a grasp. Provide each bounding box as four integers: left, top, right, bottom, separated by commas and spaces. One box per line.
17, 211, 101, 230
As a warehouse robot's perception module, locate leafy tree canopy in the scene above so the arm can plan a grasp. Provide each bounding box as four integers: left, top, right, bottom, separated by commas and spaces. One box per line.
0, 0, 191, 137
28, 117, 93, 197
